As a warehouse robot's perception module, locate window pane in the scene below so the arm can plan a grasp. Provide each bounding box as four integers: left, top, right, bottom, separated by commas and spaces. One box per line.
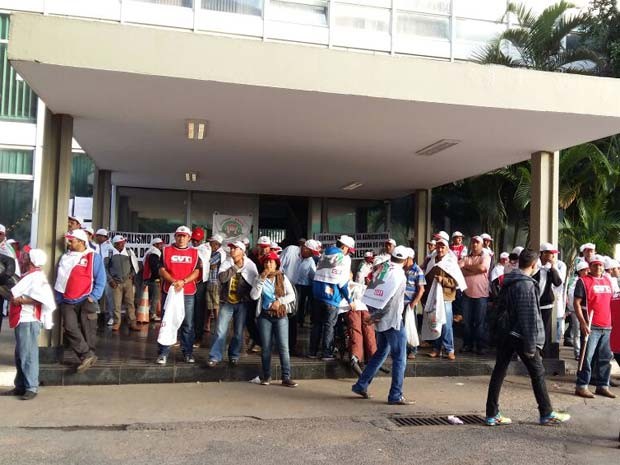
133, 0, 194, 6
191, 191, 258, 237
0, 179, 33, 243
327, 200, 356, 233
454, 0, 506, 21
71, 153, 95, 198
117, 187, 188, 232
202, 0, 263, 16
333, 4, 390, 33
455, 18, 504, 42
398, 0, 450, 14
397, 12, 450, 39
0, 149, 33, 175
269, 1, 328, 26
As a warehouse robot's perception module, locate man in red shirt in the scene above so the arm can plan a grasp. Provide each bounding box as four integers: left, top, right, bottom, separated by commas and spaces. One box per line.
156, 226, 201, 365
574, 255, 616, 398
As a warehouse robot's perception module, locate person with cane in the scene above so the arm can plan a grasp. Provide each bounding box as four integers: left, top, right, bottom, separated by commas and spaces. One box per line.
574, 255, 616, 399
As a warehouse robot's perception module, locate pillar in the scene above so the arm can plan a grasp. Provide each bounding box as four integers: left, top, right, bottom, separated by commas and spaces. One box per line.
92, 169, 112, 229
413, 189, 431, 264
37, 111, 73, 359
530, 150, 560, 359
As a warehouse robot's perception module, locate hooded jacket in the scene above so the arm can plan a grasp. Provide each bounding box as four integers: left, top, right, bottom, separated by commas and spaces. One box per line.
503, 268, 545, 356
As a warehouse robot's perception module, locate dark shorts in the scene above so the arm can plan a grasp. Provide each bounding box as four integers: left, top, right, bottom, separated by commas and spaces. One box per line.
206, 283, 220, 309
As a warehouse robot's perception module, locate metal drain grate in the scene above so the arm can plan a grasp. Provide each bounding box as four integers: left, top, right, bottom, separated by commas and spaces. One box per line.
389, 414, 486, 427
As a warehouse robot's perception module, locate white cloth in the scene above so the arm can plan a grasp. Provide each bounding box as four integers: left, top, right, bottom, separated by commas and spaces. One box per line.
193, 243, 212, 283
219, 256, 258, 285
553, 260, 567, 318
355, 261, 373, 285
0, 239, 20, 276
314, 249, 351, 286
490, 264, 505, 282
11, 269, 57, 329
54, 249, 93, 293
338, 281, 368, 314
405, 304, 420, 347
420, 280, 446, 341
157, 288, 185, 346
425, 254, 467, 292
362, 261, 405, 310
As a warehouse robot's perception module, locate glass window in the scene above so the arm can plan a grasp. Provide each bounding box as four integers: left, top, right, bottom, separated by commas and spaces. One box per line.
455, 18, 504, 43
269, 0, 328, 26
116, 187, 188, 233
327, 199, 386, 234
202, 0, 263, 16
333, 4, 390, 33
396, 12, 450, 39
0, 179, 33, 243
327, 200, 356, 233
71, 153, 95, 198
398, 0, 450, 14
0, 149, 33, 176
454, 0, 506, 21
134, 0, 194, 6
191, 191, 259, 237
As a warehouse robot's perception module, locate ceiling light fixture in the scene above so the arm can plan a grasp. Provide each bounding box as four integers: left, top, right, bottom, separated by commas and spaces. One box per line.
415, 139, 460, 156
341, 181, 363, 191
185, 172, 197, 182
186, 119, 208, 141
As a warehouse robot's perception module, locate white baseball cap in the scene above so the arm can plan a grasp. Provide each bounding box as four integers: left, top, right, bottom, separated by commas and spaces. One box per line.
480, 233, 493, 241
257, 236, 271, 247
434, 231, 449, 242
589, 254, 605, 265
604, 256, 620, 270
451, 231, 464, 238
0, 224, 5, 233
150, 238, 163, 246
579, 242, 596, 252
95, 228, 108, 237
364, 251, 374, 258
112, 235, 126, 244
511, 246, 524, 256
68, 215, 83, 225
83, 227, 94, 236
270, 241, 282, 252
385, 238, 396, 246
338, 235, 355, 251
373, 255, 390, 266
392, 245, 409, 260
427, 239, 436, 245
175, 226, 192, 236
228, 240, 246, 252
28, 249, 48, 267
406, 247, 415, 259
305, 239, 321, 254
208, 234, 224, 244
539, 242, 558, 253
65, 229, 88, 243
471, 235, 483, 243
575, 260, 589, 272
499, 252, 509, 260
7, 239, 16, 244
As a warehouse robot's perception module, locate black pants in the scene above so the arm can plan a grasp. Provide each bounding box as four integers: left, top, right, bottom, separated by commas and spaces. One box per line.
0, 296, 4, 332
193, 281, 207, 343
288, 314, 298, 356
486, 336, 553, 418
61, 299, 98, 361
295, 285, 312, 327
246, 302, 261, 347
541, 307, 553, 355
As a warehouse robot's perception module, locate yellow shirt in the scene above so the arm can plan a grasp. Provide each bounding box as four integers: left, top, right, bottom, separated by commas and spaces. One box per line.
227, 273, 241, 304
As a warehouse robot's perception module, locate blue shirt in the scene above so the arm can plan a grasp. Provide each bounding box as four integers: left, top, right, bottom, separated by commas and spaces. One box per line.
294, 257, 316, 286
261, 278, 276, 311
404, 263, 426, 306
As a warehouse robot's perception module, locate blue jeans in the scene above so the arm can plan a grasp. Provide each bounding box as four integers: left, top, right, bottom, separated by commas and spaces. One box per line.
209, 302, 248, 362
158, 294, 196, 357
433, 301, 454, 353
309, 300, 339, 357
576, 327, 612, 389
353, 322, 407, 403
258, 314, 291, 380
14, 321, 41, 393
461, 295, 488, 350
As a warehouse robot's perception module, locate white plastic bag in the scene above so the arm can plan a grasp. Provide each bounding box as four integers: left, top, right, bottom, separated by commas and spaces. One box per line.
420, 280, 445, 341
157, 288, 185, 346
404, 304, 419, 347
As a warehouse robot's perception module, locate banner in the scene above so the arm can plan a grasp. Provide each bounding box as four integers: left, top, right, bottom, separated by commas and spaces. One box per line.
312, 232, 390, 259
108, 232, 174, 261
212, 213, 253, 243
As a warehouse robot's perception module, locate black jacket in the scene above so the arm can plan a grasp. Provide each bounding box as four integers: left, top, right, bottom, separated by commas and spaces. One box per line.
503, 269, 545, 356
533, 266, 562, 309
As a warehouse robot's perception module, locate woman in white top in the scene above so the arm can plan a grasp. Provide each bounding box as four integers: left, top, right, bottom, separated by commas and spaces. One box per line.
250, 252, 298, 387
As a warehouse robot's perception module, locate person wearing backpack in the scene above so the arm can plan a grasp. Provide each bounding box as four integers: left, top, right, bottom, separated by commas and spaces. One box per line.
485, 248, 570, 427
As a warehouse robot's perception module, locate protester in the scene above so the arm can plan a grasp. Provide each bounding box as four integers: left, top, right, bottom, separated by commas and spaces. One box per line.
0, 224, 19, 331
403, 247, 425, 360
156, 226, 201, 365
206, 234, 225, 333
55, 229, 106, 373
459, 236, 491, 355
485, 248, 570, 426
356, 251, 375, 286
250, 252, 298, 387
190, 227, 212, 347
67, 216, 83, 232
450, 231, 468, 260
292, 239, 320, 332
94, 229, 114, 326
105, 235, 140, 332
208, 240, 258, 367
579, 243, 596, 263
533, 243, 563, 354
376, 239, 396, 263
422, 239, 436, 271
490, 252, 509, 282
143, 238, 163, 322
3, 249, 56, 400
424, 238, 467, 360
574, 255, 616, 399
83, 227, 99, 253
309, 235, 355, 360
566, 260, 590, 360
352, 246, 411, 404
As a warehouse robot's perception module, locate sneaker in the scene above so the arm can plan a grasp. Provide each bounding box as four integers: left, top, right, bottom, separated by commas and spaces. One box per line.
306, 354, 319, 359
594, 387, 616, 398
1, 388, 25, 396
156, 355, 167, 365
387, 397, 415, 405
106, 318, 114, 326
485, 413, 512, 426
151, 315, 161, 322
76, 355, 98, 373
260, 377, 271, 386
184, 354, 195, 364
540, 411, 571, 426
321, 355, 336, 362
351, 385, 372, 399
229, 359, 239, 367
21, 391, 37, 401
282, 378, 298, 388
207, 359, 218, 368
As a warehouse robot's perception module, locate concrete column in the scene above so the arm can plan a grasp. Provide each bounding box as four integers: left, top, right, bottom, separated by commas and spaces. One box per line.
37, 111, 73, 357
413, 189, 431, 264
530, 150, 560, 359
92, 169, 112, 229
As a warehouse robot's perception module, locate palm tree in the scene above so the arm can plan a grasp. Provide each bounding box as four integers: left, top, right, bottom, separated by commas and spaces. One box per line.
475, 1, 602, 73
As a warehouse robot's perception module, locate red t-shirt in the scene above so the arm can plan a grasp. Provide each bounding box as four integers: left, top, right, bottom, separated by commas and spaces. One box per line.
161, 245, 199, 295
580, 275, 613, 328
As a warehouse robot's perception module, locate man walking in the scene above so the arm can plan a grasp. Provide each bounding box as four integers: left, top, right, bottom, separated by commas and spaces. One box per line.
485, 248, 570, 426
55, 229, 106, 373
352, 246, 410, 405
105, 235, 140, 331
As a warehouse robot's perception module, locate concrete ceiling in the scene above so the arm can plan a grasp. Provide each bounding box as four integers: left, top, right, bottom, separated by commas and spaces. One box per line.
16, 62, 620, 199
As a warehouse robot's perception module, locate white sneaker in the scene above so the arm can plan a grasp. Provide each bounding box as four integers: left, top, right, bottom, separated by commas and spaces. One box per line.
106, 318, 114, 326
156, 355, 167, 365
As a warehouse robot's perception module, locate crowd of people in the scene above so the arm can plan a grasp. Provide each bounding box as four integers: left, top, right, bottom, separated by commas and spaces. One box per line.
0, 217, 618, 427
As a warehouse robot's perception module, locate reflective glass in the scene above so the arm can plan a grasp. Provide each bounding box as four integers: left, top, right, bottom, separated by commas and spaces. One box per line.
396, 12, 450, 39
398, 0, 450, 14
202, 0, 263, 16
117, 187, 188, 233
455, 18, 504, 42
269, 1, 328, 26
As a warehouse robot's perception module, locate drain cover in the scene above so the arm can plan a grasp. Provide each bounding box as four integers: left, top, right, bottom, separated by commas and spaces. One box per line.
389, 414, 486, 427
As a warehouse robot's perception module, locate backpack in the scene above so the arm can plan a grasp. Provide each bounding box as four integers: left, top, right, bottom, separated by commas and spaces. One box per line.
488, 283, 514, 345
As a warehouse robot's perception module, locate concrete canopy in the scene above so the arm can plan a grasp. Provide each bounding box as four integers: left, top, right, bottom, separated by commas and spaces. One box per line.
9, 13, 620, 199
